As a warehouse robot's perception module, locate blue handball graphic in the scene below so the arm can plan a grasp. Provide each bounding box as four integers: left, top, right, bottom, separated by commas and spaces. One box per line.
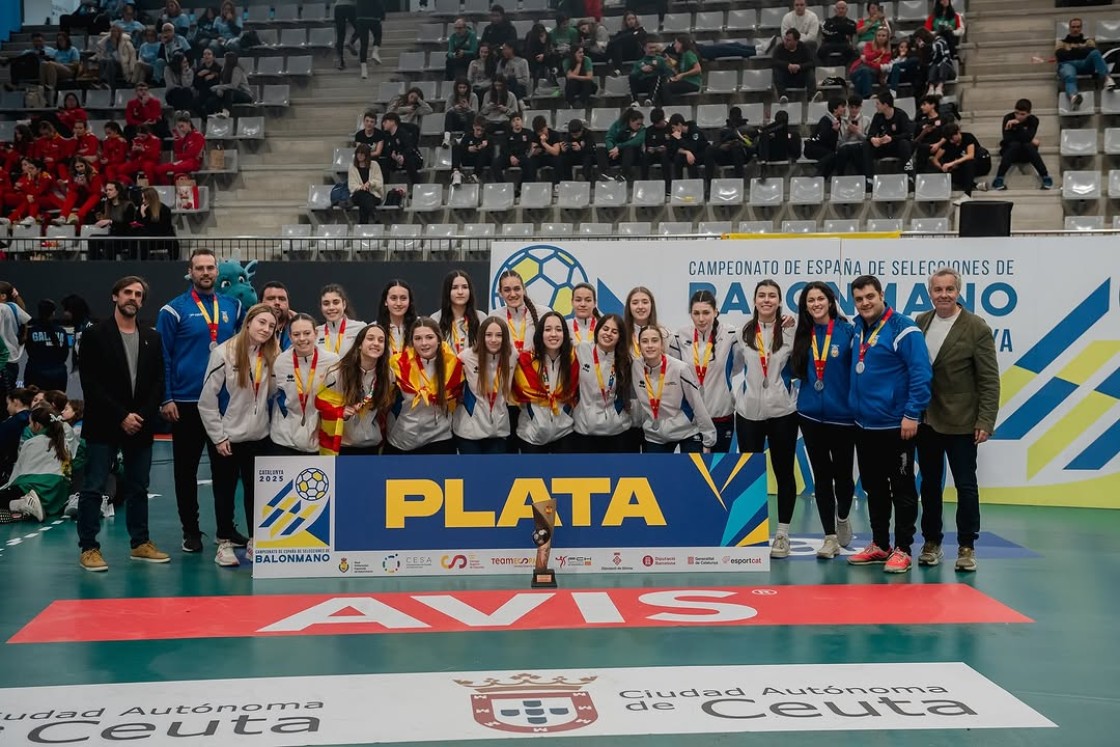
490, 245, 590, 318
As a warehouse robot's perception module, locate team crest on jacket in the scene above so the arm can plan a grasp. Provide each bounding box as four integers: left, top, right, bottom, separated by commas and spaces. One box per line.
830, 345, 839, 357
456, 673, 599, 734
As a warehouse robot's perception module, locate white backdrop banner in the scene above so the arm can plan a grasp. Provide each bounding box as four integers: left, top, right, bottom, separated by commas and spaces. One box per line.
489, 237, 1120, 508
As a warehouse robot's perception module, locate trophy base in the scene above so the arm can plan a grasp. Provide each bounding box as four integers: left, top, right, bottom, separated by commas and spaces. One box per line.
530, 569, 558, 588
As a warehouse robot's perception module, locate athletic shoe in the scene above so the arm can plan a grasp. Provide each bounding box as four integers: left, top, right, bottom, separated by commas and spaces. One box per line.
100, 496, 114, 518
246, 539, 254, 563
64, 493, 79, 519
955, 547, 978, 572
1041, 175, 1054, 190
918, 541, 943, 566
442, 131, 452, 148
13, 490, 44, 522
215, 540, 239, 567
181, 533, 203, 553
817, 535, 841, 559
770, 534, 791, 558
1108, 76, 1117, 91
778, 95, 788, 105
66, 213, 79, 224
450, 169, 462, 187
642, 98, 652, 107
836, 517, 853, 548
847, 541, 890, 565
130, 541, 170, 564
371, 46, 382, 64
360, 62, 368, 80
1071, 92, 1083, 110
217, 529, 250, 548
80, 548, 108, 572
991, 177, 1006, 191
19, 216, 37, 227
884, 548, 912, 573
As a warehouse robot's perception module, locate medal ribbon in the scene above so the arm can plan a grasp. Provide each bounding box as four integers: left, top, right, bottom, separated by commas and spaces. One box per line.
592, 346, 615, 405
755, 327, 770, 381
451, 317, 466, 353
811, 319, 834, 386
293, 349, 318, 416
358, 369, 377, 411
486, 360, 499, 412
250, 348, 264, 400
507, 308, 526, 352
327, 318, 347, 354
389, 324, 404, 355
191, 289, 219, 345
411, 356, 434, 409
542, 357, 561, 414
572, 317, 596, 345
644, 355, 667, 420
693, 328, 714, 385
858, 308, 894, 366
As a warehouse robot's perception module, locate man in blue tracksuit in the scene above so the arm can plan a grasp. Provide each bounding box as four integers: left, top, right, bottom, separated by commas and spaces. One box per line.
846, 274, 932, 573
156, 249, 243, 552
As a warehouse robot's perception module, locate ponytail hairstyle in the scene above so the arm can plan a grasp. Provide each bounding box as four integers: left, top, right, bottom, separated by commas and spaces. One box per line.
791, 281, 843, 377
623, 286, 659, 341
319, 283, 355, 321
408, 317, 452, 411
440, 270, 482, 345
333, 323, 393, 413
231, 303, 280, 389
0, 281, 25, 311
531, 310, 575, 402
29, 405, 70, 466
376, 279, 418, 331
6, 387, 39, 410
742, 279, 785, 352
497, 269, 540, 325
595, 313, 632, 405
474, 316, 512, 400
689, 288, 720, 338
571, 282, 601, 321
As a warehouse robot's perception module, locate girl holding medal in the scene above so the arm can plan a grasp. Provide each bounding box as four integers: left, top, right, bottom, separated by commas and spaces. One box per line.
512, 311, 579, 453
569, 282, 601, 346
387, 318, 464, 455
376, 279, 418, 357
270, 314, 339, 456
632, 326, 716, 453
673, 290, 740, 453
791, 282, 857, 558
317, 284, 364, 356
454, 317, 516, 454
623, 286, 677, 358
573, 313, 633, 453
734, 280, 799, 559
198, 303, 279, 567
319, 323, 394, 456
497, 269, 550, 451
431, 270, 486, 355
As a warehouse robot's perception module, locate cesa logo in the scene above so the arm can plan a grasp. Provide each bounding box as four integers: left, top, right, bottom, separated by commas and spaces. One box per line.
441, 554, 468, 570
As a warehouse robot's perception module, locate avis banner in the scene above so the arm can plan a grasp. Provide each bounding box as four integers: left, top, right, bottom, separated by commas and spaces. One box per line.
489, 237, 1120, 509
252, 454, 769, 579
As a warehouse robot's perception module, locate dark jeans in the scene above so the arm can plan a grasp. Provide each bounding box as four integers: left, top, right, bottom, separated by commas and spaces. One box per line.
598, 145, 642, 182
210, 437, 270, 538
171, 401, 221, 539
351, 189, 381, 223
384, 438, 458, 455
862, 139, 912, 177
205, 88, 253, 115
661, 78, 700, 104
737, 413, 800, 523
565, 78, 598, 105
774, 67, 813, 96
445, 55, 470, 81
77, 440, 153, 551
917, 425, 980, 548
573, 432, 633, 453
443, 109, 473, 133
456, 436, 507, 454
799, 417, 856, 535
997, 142, 1048, 178
334, 4, 358, 57
356, 18, 383, 61
520, 434, 575, 454
855, 426, 918, 553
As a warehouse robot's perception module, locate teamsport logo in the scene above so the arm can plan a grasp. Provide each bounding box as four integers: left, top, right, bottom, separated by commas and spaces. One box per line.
441, 554, 468, 570
456, 673, 599, 734
257, 465, 332, 549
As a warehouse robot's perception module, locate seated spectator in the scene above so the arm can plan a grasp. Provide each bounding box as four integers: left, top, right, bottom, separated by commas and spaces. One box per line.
819, 0, 857, 67
188, 6, 220, 52
160, 0, 191, 36
164, 52, 197, 114
480, 78, 521, 128
136, 26, 161, 83
756, 109, 802, 163
480, 4, 517, 52
703, 106, 753, 192
468, 42, 496, 100
577, 19, 610, 63
527, 115, 563, 184
113, 4, 146, 47
56, 92, 88, 138
3, 125, 35, 177
451, 117, 492, 186
378, 112, 423, 185
117, 125, 162, 184
154, 22, 191, 84
155, 113, 205, 185
629, 38, 669, 106
849, 26, 891, 99
443, 78, 479, 147
496, 42, 532, 100
698, 40, 759, 61
124, 82, 168, 141
214, 2, 245, 54
667, 112, 707, 182
445, 17, 478, 81
193, 47, 223, 101
804, 96, 846, 179
354, 110, 384, 164
931, 123, 987, 199
4, 34, 49, 88
39, 32, 82, 100
643, 108, 672, 187
8, 159, 59, 227
0, 405, 73, 524
61, 0, 111, 36
97, 25, 140, 89
1, 388, 38, 483
99, 121, 129, 182
493, 112, 535, 184
888, 36, 923, 97
551, 14, 580, 57
781, 0, 821, 55
348, 143, 384, 224
861, 91, 912, 185
772, 29, 815, 103
991, 98, 1052, 191
910, 94, 947, 173
561, 118, 596, 183
925, 0, 965, 58
607, 11, 647, 75
135, 185, 179, 258
601, 108, 645, 183
563, 47, 598, 107
204, 52, 254, 116
856, 2, 890, 44
525, 24, 557, 85
926, 28, 957, 96
90, 180, 136, 260
33, 121, 71, 182
70, 119, 101, 166
1055, 17, 1113, 110
664, 34, 703, 103
54, 157, 104, 226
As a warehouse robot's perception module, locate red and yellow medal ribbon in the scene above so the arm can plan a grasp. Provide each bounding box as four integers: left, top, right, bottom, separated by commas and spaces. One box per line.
645, 355, 667, 420
191, 289, 219, 345
858, 308, 894, 366
811, 319, 834, 386
693, 328, 714, 385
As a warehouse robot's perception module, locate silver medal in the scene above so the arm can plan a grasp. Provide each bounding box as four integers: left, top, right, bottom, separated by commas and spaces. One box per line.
209, 341, 217, 351
814, 380, 825, 392
762, 379, 769, 388
856, 361, 866, 374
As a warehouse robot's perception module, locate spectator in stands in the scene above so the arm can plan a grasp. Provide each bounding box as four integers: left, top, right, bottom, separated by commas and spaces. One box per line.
33, 121, 70, 182
887, 36, 922, 97
213, 2, 244, 55
781, 0, 821, 54
118, 124, 162, 185
55, 157, 103, 226
819, 0, 857, 67
124, 82, 168, 141
442, 78, 479, 148
643, 108, 671, 187
160, 0, 191, 35
480, 5, 518, 53
493, 112, 535, 185
334, 0, 358, 70
387, 87, 434, 141
55, 92, 88, 138
849, 25, 891, 99
772, 28, 815, 104
856, 2, 890, 45
154, 22, 191, 84
193, 47, 222, 102
3, 125, 34, 177
756, 109, 802, 163
909, 94, 947, 174
608, 11, 648, 76
155, 113, 205, 185
496, 42, 532, 100
355, 109, 382, 151
348, 144, 384, 224
204, 52, 253, 117
136, 26, 161, 83
805, 96, 846, 179
1056, 17, 1114, 110
164, 53, 196, 113
355, 0, 386, 73
90, 181, 135, 259
451, 117, 492, 187
602, 108, 645, 183
188, 6, 220, 53
525, 23, 558, 85
40, 32, 82, 101
830, 95, 867, 178
925, 0, 965, 58
703, 106, 752, 193
528, 115, 563, 183
629, 38, 669, 106
61, 0, 111, 36
70, 119, 100, 166
925, 28, 956, 96
577, 19, 610, 63
862, 91, 912, 187
551, 14, 580, 57
3, 33, 47, 88
135, 186, 178, 258
446, 17, 478, 81
563, 46, 598, 107
379, 112, 423, 186
561, 118, 597, 183
664, 34, 703, 103
114, 4, 145, 45
991, 98, 1052, 190
468, 42, 496, 100
668, 112, 707, 182
9, 159, 59, 227
480, 77, 521, 129
931, 123, 986, 200
97, 25, 140, 89
99, 122, 128, 182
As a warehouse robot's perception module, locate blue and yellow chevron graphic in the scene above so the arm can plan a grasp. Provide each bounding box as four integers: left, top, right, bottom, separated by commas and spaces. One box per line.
688, 453, 770, 547
258, 474, 332, 549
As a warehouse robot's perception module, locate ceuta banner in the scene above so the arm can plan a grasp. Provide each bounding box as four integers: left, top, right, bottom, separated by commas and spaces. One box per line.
0, 664, 1052, 743
489, 237, 1120, 509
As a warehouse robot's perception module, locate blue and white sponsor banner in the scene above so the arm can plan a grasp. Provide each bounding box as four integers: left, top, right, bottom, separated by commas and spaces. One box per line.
253, 454, 769, 579
0, 663, 1053, 743
489, 237, 1120, 508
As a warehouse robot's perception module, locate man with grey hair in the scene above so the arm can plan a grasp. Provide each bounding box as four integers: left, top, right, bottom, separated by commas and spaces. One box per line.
819, 0, 857, 66
782, 0, 821, 52
915, 267, 1000, 572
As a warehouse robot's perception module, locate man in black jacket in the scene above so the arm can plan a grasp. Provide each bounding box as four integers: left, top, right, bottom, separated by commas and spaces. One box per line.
771, 28, 816, 103
379, 112, 423, 185
667, 113, 708, 181
804, 96, 845, 178
861, 91, 912, 184
480, 4, 517, 53
77, 276, 168, 572
991, 98, 1052, 190
818, 0, 857, 66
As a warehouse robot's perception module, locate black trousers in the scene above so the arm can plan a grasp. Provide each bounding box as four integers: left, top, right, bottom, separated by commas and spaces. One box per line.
384, 438, 458, 455
799, 416, 856, 535
573, 432, 634, 453
452, 143, 491, 173
855, 426, 918, 553
520, 434, 575, 454
210, 437, 270, 538
703, 145, 747, 181
492, 152, 536, 183
736, 412, 800, 524
170, 401, 221, 539
862, 139, 913, 177
673, 150, 702, 180
334, 5, 358, 57
560, 148, 593, 181
351, 189, 381, 223
916, 425, 981, 548
443, 109, 472, 134
997, 142, 1048, 178
565, 78, 598, 105
599, 145, 642, 181
629, 73, 661, 103
356, 18, 383, 61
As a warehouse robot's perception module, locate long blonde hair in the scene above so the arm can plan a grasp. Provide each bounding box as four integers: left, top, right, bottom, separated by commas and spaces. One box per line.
231, 303, 280, 389
142, 186, 162, 220
475, 316, 511, 399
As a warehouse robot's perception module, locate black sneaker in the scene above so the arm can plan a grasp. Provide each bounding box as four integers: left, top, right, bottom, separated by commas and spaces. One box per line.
217, 529, 250, 548
181, 533, 203, 553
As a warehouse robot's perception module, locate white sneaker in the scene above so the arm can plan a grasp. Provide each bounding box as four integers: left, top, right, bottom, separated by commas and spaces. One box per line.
836, 517, 853, 548
952, 194, 972, 206
215, 540, 239, 567
100, 496, 115, 518
19, 216, 37, 227
14, 490, 44, 521
778, 95, 788, 105
371, 46, 382, 64
246, 539, 254, 563
450, 169, 462, 187
0, 217, 10, 226
817, 535, 841, 559
360, 62, 368, 80
64, 493, 79, 519
441, 131, 452, 148
770, 534, 791, 559
219, 108, 231, 119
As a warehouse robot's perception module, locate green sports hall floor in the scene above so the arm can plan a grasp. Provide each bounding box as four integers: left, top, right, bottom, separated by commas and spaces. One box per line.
1, 441, 1117, 746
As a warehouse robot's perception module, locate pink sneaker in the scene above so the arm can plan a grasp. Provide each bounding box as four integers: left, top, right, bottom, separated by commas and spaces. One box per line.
847, 542, 890, 565
884, 548, 912, 573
